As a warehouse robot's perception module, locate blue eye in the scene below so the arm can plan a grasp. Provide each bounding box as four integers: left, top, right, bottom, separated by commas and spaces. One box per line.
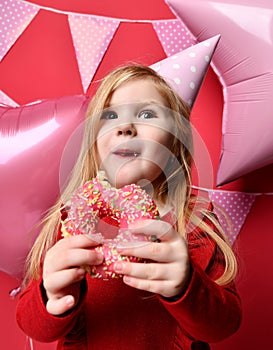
138, 110, 156, 119
100, 111, 118, 120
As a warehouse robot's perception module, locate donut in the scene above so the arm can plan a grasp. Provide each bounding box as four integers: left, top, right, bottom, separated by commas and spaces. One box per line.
61, 171, 160, 279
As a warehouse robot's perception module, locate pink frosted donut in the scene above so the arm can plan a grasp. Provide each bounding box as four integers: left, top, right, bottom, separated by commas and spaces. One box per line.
61, 171, 160, 279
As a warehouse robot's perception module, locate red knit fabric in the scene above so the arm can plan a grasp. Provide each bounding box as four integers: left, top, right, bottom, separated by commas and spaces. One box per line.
16, 212, 241, 349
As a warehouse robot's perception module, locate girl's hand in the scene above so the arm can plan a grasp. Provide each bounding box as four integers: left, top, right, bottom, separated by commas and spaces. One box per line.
114, 219, 190, 299
43, 235, 103, 316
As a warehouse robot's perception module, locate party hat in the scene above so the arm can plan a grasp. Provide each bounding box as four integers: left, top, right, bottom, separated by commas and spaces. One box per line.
150, 35, 220, 106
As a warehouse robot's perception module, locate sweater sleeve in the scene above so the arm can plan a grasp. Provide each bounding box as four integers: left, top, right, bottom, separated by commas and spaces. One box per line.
159, 226, 242, 343
16, 277, 87, 343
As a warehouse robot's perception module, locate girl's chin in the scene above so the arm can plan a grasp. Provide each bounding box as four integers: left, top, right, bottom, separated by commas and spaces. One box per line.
101, 163, 161, 188
105, 171, 148, 189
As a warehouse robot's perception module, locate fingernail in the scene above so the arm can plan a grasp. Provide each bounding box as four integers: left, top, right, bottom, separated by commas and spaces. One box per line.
114, 262, 123, 272
124, 276, 131, 283
77, 268, 86, 278
65, 296, 74, 307
95, 252, 104, 263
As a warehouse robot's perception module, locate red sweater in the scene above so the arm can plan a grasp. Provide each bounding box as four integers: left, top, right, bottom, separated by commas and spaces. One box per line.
16, 214, 241, 349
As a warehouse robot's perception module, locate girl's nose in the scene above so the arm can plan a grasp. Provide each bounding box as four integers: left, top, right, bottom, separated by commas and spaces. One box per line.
116, 123, 137, 137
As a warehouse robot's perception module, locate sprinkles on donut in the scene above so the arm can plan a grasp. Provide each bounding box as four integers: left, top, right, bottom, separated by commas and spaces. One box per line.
61, 171, 160, 279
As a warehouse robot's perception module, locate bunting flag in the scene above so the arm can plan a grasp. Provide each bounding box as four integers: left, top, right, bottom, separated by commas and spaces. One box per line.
1, 1, 268, 246
0, 0, 195, 96
0, 0, 39, 60
0, 90, 18, 106
68, 15, 119, 92
208, 190, 256, 244
152, 19, 196, 56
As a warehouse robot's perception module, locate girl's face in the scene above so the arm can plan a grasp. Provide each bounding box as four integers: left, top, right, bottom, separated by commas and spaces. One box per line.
96, 78, 175, 188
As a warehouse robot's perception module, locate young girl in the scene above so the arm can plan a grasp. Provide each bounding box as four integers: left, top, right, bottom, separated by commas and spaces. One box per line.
16, 64, 241, 349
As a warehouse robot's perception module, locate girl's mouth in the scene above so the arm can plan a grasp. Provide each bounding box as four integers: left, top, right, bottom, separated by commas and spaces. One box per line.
113, 149, 140, 158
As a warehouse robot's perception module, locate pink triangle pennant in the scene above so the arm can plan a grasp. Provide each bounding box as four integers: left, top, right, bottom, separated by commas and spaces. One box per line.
0, 0, 39, 60
150, 35, 220, 106
0, 90, 18, 107
68, 14, 119, 92
208, 190, 256, 244
152, 19, 196, 56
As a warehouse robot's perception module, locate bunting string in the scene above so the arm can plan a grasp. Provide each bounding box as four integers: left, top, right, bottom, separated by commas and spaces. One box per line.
192, 185, 273, 196
1, 0, 272, 244
20, 0, 179, 23
0, 0, 195, 93
192, 185, 273, 244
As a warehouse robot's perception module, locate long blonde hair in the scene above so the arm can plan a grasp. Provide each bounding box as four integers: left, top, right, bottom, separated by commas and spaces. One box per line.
24, 64, 237, 286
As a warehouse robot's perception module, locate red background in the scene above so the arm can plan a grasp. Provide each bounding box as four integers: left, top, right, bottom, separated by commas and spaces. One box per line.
1, 1, 273, 349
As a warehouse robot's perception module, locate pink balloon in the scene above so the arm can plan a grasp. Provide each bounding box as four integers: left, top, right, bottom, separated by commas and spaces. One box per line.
167, 0, 273, 185
0, 95, 89, 279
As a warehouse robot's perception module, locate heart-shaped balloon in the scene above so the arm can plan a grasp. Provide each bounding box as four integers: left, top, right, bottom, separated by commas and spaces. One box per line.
0, 95, 89, 279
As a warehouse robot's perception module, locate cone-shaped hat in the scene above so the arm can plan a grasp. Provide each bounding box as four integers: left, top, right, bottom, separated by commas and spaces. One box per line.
150, 35, 220, 106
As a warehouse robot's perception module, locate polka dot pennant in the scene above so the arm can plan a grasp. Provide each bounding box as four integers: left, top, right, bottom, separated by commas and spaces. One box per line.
68, 15, 119, 92
152, 19, 196, 56
150, 35, 220, 106
208, 190, 256, 244
0, 0, 39, 61
0, 90, 18, 106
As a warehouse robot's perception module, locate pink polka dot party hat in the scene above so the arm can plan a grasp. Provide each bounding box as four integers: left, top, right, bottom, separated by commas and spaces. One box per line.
150, 35, 220, 107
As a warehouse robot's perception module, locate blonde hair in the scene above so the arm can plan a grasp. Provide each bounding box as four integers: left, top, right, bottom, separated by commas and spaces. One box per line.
23, 64, 237, 286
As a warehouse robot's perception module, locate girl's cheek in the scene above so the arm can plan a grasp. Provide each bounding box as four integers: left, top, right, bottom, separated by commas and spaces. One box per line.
96, 135, 111, 157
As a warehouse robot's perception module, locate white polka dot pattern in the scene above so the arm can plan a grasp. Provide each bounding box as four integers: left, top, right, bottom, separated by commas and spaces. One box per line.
68, 15, 119, 92
208, 191, 256, 244
152, 19, 196, 56
151, 35, 220, 106
0, 90, 18, 106
0, 0, 39, 60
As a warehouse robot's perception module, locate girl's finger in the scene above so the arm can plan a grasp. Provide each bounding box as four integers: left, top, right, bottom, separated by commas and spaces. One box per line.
56, 234, 103, 250
120, 242, 171, 263
114, 260, 169, 281
46, 295, 76, 316
43, 268, 86, 293
127, 219, 175, 242
45, 247, 103, 272
122, 275, 179, 298
118, 238, 187, 263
